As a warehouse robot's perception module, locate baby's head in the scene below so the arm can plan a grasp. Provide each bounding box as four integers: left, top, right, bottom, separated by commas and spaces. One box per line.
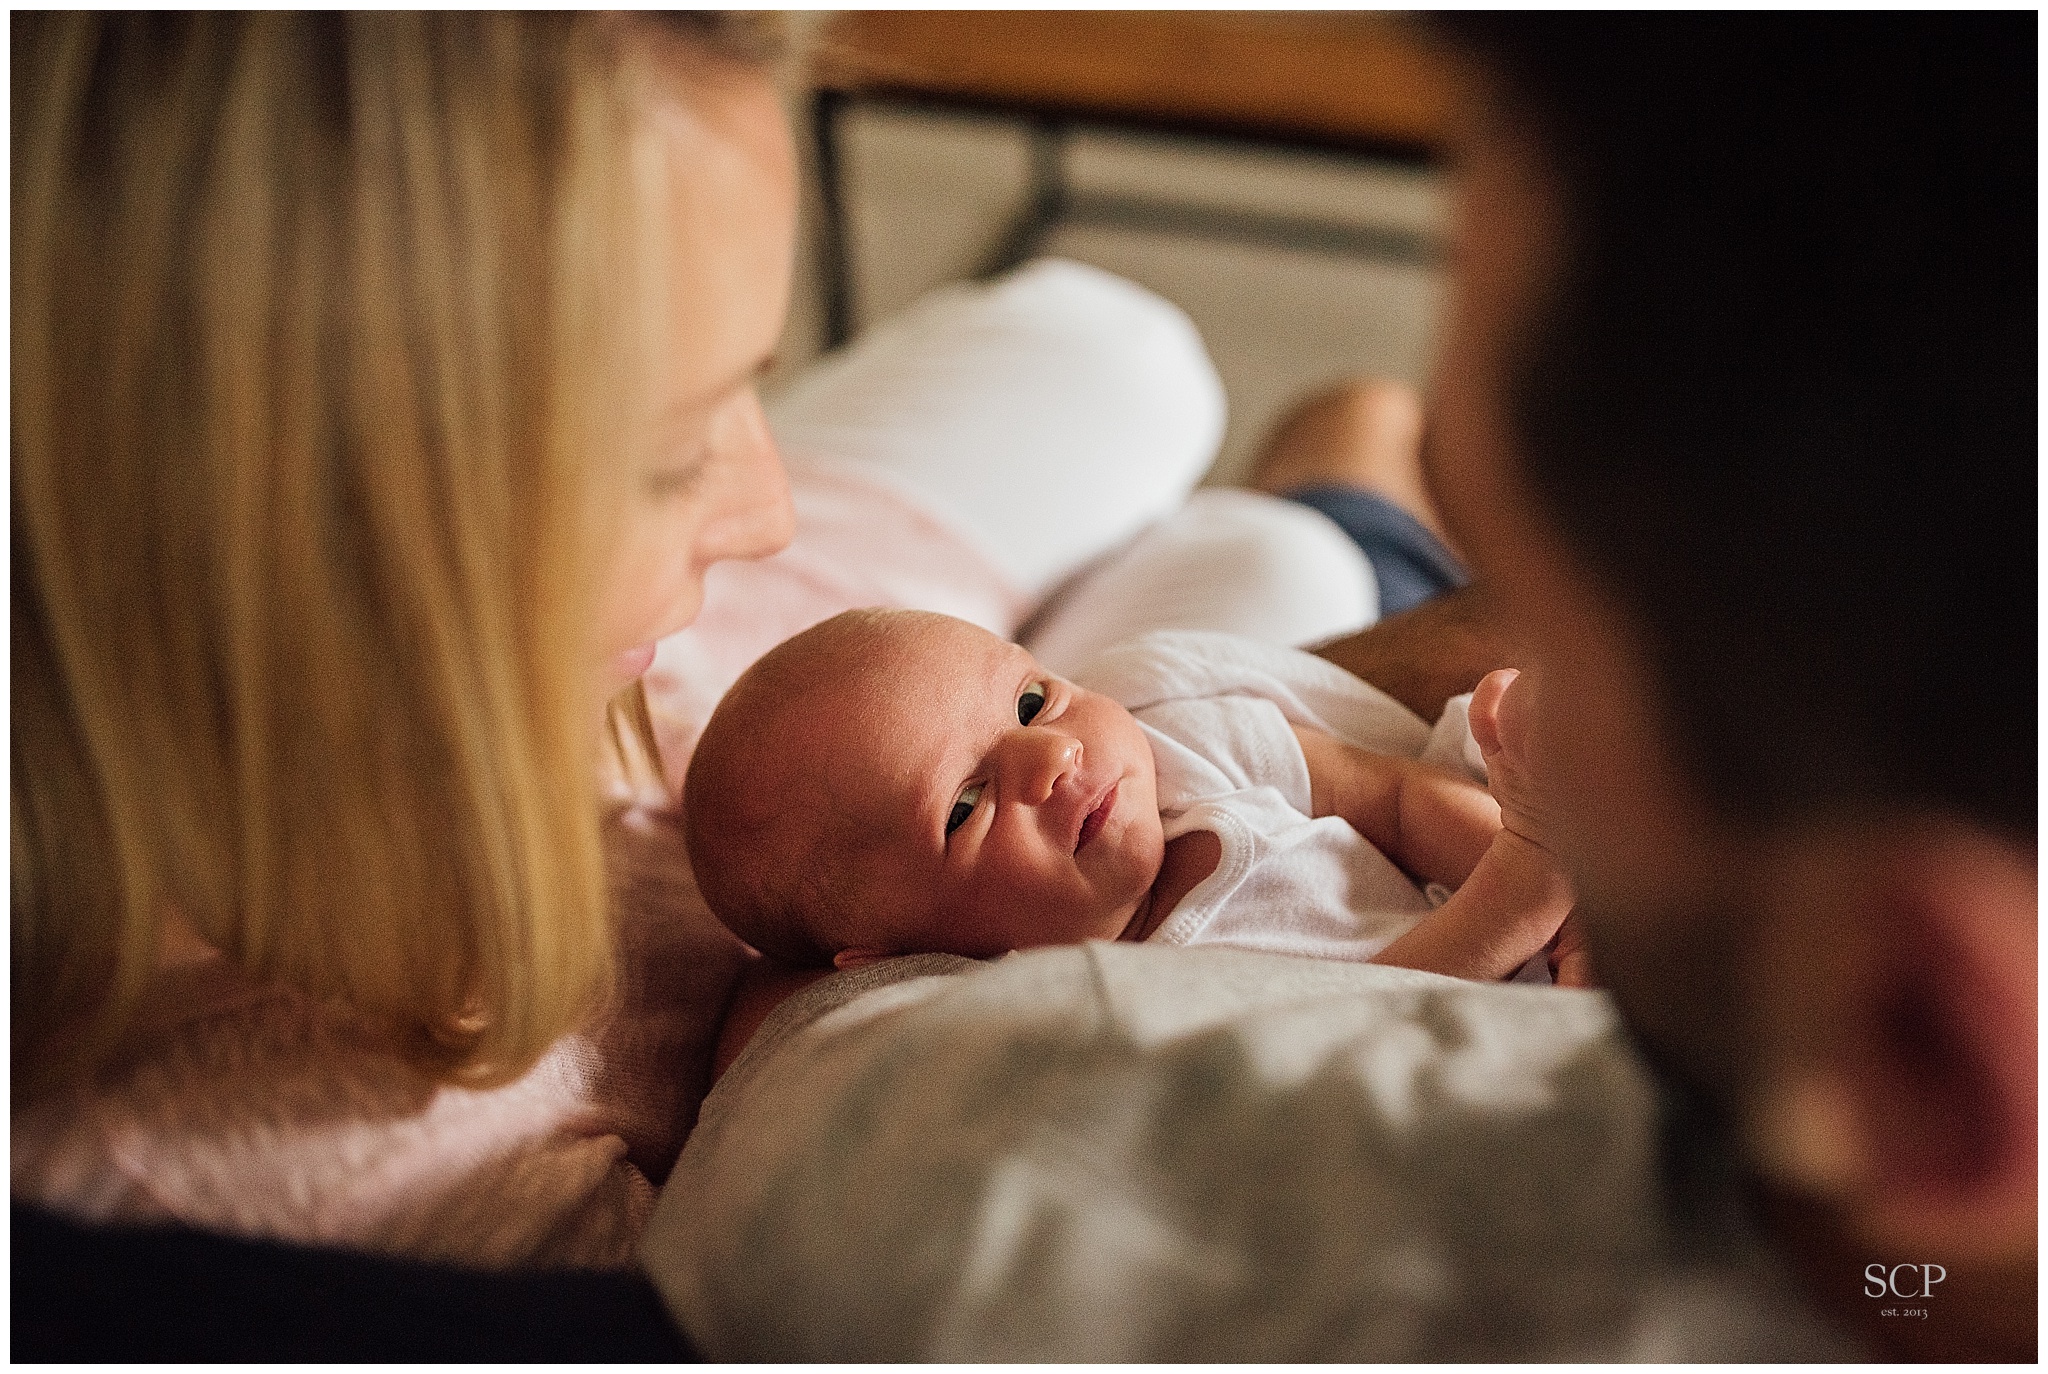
684, 609, 1164, 967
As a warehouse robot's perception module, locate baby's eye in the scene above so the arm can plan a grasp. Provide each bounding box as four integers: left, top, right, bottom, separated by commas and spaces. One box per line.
1017, 684, 1048, 725
946, 783, 984, 836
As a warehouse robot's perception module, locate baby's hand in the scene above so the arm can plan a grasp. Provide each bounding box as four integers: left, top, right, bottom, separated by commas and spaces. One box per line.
1467, 667, 1550, 852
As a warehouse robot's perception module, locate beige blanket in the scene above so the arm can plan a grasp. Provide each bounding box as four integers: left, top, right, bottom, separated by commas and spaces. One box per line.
643, 941, 1849, 1360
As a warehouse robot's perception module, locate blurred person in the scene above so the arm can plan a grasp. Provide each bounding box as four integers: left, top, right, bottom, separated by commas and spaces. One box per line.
11, 10, 806, 1267
1429, 14, 2034, 1359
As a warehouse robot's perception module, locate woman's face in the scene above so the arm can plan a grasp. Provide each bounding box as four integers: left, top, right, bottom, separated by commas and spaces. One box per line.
598, 55, 798, 689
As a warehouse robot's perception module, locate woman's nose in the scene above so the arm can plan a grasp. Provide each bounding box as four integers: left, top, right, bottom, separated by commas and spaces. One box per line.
698, 389, 795, 566
998, 729, 1081, 805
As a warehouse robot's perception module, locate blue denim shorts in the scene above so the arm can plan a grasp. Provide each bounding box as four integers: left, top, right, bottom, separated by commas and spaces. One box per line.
1280, 484, 1469, 618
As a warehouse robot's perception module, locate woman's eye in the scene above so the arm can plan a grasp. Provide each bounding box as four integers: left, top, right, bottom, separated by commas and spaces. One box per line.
646, 445, 711, 498
946, 783, 984, 836
647, 462, 706, 499
1017, 684, 1048, 725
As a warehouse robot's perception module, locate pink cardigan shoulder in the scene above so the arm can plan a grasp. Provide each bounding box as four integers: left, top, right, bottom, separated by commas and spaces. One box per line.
12, 954, 655, 1267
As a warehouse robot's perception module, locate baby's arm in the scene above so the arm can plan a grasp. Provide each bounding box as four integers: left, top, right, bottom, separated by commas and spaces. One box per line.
1290, 724, 1499, 890
1366, 818, 1573, 980
1292, 669, 1574, 980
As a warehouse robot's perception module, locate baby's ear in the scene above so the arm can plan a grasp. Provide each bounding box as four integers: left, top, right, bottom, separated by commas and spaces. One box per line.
831, 947, 890, 971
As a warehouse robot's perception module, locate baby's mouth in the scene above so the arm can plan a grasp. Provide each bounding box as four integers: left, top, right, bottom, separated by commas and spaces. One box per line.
1075, 783, 1117, 854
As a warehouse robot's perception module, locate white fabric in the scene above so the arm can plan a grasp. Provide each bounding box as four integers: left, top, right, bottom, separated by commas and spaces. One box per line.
1079, 631, 1448, 962
769, 258, 1227, 599
1021, 488, 1377, 677
643, 943, 1852, 1361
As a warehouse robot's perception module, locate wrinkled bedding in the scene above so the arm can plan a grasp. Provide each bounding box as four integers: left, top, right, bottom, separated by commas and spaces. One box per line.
642, 942, 1845, 1360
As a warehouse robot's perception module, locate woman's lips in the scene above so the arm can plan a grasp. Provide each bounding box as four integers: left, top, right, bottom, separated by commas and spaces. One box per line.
610, 642, 658, 684
1075, 782, 1118, 853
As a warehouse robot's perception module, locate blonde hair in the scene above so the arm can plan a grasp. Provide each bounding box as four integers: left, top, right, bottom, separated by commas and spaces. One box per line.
11, 12, 775, 1096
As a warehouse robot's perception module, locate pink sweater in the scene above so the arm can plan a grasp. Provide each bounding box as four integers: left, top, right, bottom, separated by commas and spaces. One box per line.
11, 464, 1022, 1268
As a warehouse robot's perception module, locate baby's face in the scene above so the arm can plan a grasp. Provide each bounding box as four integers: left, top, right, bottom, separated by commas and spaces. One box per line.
792, 615, 1164, 960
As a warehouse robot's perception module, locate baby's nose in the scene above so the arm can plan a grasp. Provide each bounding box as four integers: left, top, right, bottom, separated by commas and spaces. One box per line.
1004, 729, 1080, 805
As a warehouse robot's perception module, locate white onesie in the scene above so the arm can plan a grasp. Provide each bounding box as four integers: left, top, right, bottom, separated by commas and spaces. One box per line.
1072, 629, 1491, 964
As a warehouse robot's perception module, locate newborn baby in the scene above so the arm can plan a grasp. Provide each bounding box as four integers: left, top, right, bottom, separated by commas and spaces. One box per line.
684, 609, 1573, 981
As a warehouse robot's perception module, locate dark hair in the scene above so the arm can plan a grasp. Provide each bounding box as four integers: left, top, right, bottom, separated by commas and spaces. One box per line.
683, 609, 915, 967
1441, 14, 2035, 836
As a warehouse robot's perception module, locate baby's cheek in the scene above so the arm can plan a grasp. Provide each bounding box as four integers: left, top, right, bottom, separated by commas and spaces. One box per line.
948, 860, 1029, 947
